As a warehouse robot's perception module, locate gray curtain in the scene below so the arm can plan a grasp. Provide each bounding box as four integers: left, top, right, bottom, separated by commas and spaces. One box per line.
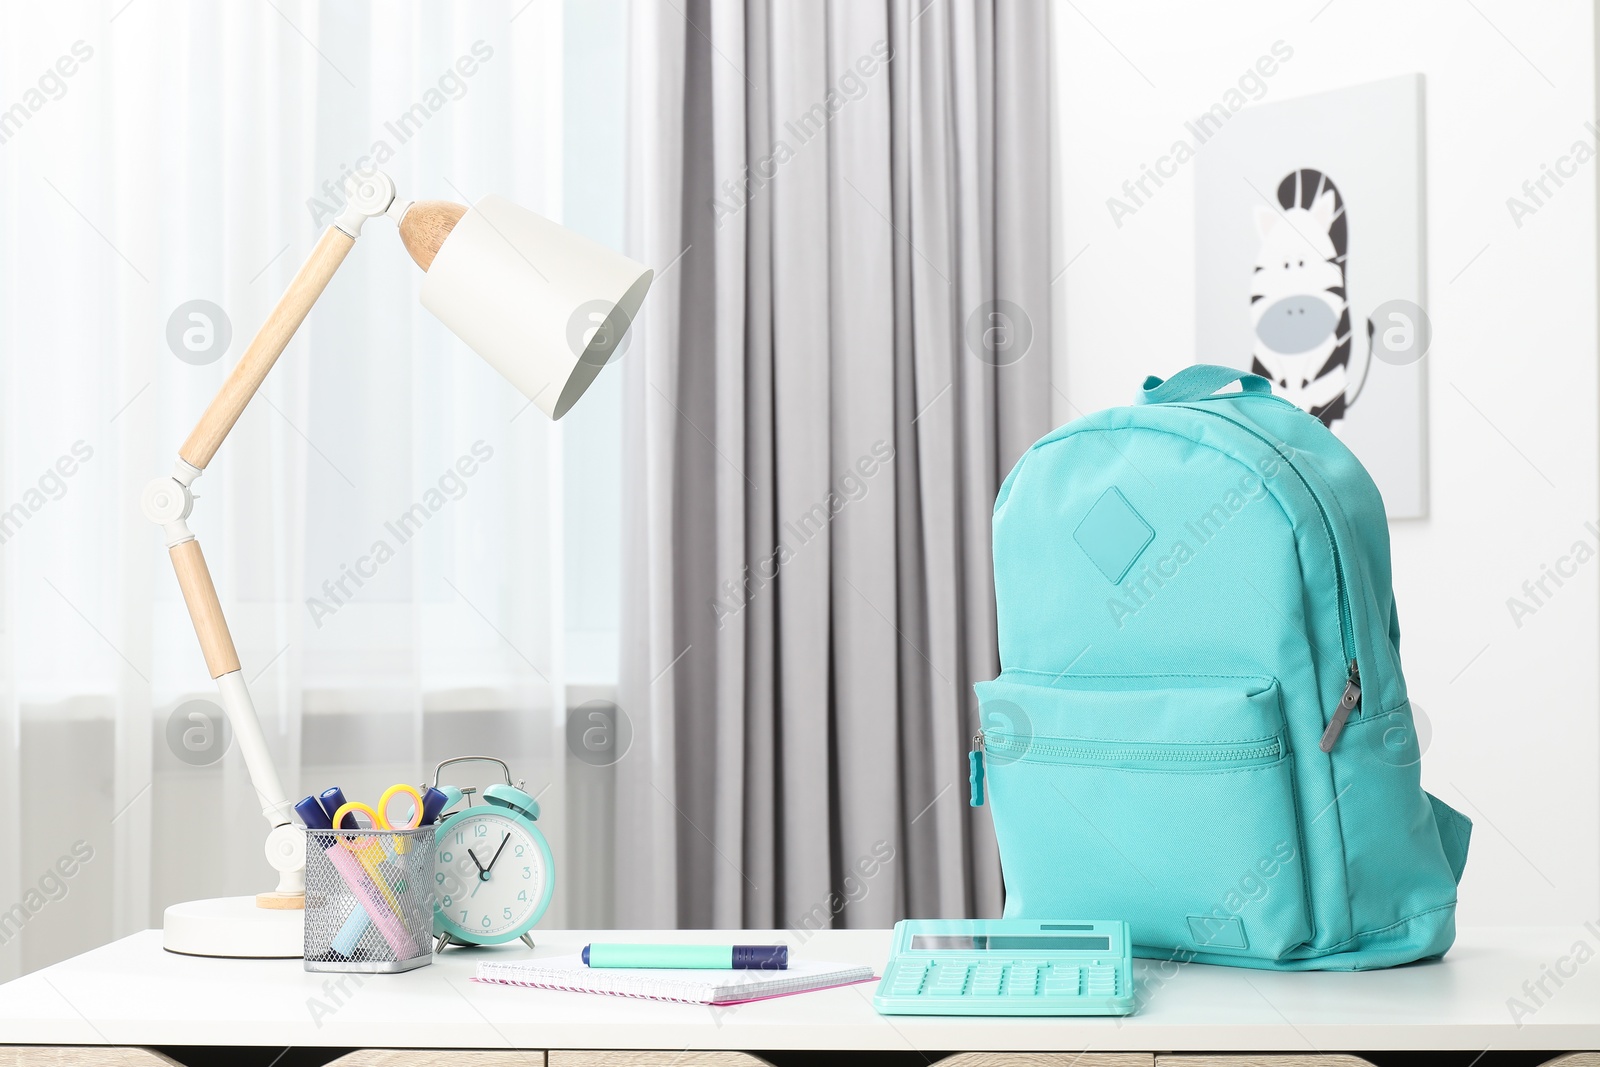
613, 0, 1052, 930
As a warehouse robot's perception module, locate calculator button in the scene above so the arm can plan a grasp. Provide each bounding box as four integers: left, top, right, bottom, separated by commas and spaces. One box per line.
887, 961, 928, 994
1042, 965, 1081, 996
970, 967, 1003, 996
1085, 966, 1119, 996
1005, 966, 1039, 996
929, 963, 972, 994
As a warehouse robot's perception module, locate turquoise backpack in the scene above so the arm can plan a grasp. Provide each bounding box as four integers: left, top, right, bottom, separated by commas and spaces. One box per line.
970, 365, 1471, 971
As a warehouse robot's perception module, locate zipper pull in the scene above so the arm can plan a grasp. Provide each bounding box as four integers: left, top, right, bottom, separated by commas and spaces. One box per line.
969, 731, 986, 807
1318, 660, 1361, 753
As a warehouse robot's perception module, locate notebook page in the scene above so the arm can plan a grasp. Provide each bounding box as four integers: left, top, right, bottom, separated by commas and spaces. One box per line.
475, 954, 876, 1005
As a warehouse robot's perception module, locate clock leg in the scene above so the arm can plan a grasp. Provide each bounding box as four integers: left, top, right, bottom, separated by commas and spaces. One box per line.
520, 932, 536, 950
436, 932, 453, 954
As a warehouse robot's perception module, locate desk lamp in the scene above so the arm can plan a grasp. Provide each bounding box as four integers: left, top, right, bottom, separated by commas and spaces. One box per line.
144, 171, 652, 957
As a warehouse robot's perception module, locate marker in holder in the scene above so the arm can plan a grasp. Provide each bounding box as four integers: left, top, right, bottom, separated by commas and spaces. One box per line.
303, 824, 435, 973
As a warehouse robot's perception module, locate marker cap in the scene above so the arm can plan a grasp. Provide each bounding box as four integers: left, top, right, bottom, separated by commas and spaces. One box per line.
419, 786, 451, 826
732, 944, 788, 969
320, 786, 357, 829
295, 795, 333, 831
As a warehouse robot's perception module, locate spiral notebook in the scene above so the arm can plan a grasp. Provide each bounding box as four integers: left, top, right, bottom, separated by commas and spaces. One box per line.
474, 955, 876, 1005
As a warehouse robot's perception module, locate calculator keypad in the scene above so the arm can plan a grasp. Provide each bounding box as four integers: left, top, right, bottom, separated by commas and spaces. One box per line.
928, 962, 971, 995
886, 960, 929, 998
885, 959, 1122, 1000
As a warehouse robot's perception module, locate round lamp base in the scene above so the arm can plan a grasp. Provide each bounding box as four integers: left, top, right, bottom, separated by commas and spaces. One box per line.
163, 896, 303, 959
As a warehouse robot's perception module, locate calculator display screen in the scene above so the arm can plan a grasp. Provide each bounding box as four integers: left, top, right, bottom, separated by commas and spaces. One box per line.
911, 935, 1111, 952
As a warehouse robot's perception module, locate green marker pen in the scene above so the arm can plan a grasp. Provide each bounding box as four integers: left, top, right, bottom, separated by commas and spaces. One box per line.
582, 943, 789, 969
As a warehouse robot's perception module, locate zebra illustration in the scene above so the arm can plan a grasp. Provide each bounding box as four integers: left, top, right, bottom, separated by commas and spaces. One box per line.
1249, 169, 1372, 427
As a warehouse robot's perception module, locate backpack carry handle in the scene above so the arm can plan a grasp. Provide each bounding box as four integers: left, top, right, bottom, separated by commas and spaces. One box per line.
1137, 364, 1273, 405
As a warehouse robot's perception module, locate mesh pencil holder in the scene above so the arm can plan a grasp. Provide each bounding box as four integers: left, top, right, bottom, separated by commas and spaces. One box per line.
304, 826, 435, 973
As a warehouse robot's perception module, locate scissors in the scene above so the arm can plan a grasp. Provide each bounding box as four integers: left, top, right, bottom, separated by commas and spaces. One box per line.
332, 783, 426, 856
330, 784, 426, 910
332, 783, 425, 834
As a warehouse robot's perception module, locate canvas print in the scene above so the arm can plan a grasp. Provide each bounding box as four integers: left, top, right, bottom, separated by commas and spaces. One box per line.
1195, 74, 1428, 518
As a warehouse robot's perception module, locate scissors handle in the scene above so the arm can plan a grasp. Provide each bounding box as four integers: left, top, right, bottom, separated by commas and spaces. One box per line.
378, 783, 425, 830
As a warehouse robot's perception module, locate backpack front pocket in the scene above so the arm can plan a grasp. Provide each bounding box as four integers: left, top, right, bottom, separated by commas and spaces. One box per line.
974, 674, 1312, 960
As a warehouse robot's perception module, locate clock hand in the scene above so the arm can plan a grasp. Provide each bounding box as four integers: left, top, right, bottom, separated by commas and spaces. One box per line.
483, 832, 511, 876
466, 848, 486, 875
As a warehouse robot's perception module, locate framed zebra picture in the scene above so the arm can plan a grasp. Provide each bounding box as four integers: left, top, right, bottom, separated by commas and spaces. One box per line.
1195, 73, 1428, 519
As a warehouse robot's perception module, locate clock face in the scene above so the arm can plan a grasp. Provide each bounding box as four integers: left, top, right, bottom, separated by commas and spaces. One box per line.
433, 810, 552, 942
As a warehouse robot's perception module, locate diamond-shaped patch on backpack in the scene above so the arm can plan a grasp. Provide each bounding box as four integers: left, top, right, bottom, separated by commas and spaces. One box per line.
1073, 487, 1155, 584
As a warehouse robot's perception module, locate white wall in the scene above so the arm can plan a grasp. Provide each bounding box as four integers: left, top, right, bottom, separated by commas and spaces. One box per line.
1051, 0, 1599, 927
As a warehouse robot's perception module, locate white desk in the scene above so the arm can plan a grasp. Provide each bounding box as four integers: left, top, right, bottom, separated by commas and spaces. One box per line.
0, 926, 1596, 1055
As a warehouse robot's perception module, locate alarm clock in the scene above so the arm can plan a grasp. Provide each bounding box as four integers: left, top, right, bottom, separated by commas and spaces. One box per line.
428, 756, 554, 951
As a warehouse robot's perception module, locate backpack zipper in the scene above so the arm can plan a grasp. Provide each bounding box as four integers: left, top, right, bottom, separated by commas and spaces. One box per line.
969, 731, 986, 807
968, 725, 1284, 808
984, 732, 1282, 768
1318, 660, 1362, 752
1181, 405, 1362, 747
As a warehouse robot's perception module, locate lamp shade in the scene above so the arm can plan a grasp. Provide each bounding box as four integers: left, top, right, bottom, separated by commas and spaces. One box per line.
419, 195, 653, 419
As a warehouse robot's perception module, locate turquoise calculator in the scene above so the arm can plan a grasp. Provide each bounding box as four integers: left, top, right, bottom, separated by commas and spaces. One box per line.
873, 919, 1135, 1016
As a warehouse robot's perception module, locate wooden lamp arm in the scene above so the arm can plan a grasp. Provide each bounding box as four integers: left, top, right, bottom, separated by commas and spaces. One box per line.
155, 223, 360, 851
168, 539, 241, 677
178, 227, 355, 470
145, 178, 468, 869
164, 200, 469, 692
141, 171, 469, 915
177, 199, 468, 471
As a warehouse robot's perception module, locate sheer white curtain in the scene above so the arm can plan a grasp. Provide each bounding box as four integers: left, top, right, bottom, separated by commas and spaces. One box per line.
0, 0, 622, 978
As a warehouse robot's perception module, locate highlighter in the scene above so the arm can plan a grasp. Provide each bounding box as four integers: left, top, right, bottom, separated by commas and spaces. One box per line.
582, 943, 788, 969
